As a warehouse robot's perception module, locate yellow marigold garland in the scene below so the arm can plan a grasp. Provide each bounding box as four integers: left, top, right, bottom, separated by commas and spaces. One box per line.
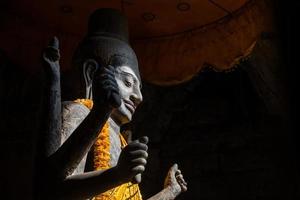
93, 121, 113, 200
92, 124, 142, 200
94, 122, 110, 171
74, 99, 143, 200
74, 98, 94, 110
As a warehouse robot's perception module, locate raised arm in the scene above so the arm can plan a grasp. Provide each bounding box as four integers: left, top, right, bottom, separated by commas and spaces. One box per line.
41, 36, 62, 158
38, 37, 119, 180
51, 104, 112, 177
36, 37, 65, 199
38, 37, 111, 179
47, 64, 121, 179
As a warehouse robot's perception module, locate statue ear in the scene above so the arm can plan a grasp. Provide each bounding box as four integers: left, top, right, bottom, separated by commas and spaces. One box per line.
83, 59, 99, 99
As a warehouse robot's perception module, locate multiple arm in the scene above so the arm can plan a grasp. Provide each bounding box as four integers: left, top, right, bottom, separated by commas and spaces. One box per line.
49, 106, 112, 178
40, 37, 149, 199
40, 37, 187, 200
41, 38, 112, 180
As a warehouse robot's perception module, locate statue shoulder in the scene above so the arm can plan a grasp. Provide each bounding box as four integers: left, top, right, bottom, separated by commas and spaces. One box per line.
61, 101, 90, 143
62, 101, 90, 117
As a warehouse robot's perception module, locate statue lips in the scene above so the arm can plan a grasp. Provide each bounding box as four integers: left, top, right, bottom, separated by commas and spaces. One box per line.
123, 99, 136, 114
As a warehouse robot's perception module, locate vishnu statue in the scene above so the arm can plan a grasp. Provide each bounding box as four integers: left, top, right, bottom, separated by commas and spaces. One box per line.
36, 8, 187, 200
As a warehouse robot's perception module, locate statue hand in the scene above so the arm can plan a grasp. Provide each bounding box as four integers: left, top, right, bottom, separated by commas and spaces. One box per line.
132, 136, 149, 184
42, 37, 60, 77
164, 164, 187, 198
115, 136, 149, 183
92, 65, 121, 110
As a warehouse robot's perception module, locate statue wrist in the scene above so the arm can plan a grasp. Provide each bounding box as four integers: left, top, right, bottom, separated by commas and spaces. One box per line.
43, 63, 60, 81
164, 186, 178, 200
49, 72, 60, 82
110, 166, 129, 185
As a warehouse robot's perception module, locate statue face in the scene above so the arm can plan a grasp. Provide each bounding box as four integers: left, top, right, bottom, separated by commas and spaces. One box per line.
110, 65, 143, 125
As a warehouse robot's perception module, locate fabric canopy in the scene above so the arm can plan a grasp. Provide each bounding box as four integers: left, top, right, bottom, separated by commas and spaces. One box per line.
0, 0, 274, 85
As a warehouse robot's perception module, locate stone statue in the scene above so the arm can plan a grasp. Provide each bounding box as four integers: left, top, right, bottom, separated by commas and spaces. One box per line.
37, 8, 187, 200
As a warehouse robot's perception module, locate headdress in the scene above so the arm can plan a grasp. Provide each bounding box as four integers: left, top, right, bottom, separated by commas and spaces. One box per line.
73, 8, 140, 81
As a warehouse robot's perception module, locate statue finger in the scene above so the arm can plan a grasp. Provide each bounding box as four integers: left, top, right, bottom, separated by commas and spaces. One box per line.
175, 174, 183, 180
107, 65, 116, 73
110, 92, 121, 108
100, 70, 117, 87
102, 84, 119, 91
138, 136, 149, 144
44, 47, 60, 61
102, 86, 119, 98
102, 67, 115, 76
180, 184, 188, 192
170, 163, 178, 174
175, 169, 181, 175
48, 36, 59, 49
98, 66, 113, 76
101, 80, 119, 91
177, 175, 187, 186
127, 141, 148, 151
131, 158, 147, 166
132, 165, 145, 174
129, 150, 148, 159
132, 174, 142, 184
131, 139, 139, 143
101, 65, 116, 77
102, 89, 120, 108
100, 73, 115, 81
105, 90, 111, 103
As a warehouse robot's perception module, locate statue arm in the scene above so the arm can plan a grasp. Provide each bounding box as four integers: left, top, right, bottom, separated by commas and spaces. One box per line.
51, 132, 149, 200
56, 167, 122, 200
147, 164, 187, 200
41, 37, 62, 157
38, 37, 111, 179
43, 53, 120, 179
48, 105, 112, 178
49, 63, 124, 178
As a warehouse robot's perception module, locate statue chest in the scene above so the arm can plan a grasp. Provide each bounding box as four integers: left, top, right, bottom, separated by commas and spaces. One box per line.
108, 128, 122, 167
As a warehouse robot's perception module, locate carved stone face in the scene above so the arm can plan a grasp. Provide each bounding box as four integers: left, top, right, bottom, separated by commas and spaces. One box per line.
110, 65, 143, 125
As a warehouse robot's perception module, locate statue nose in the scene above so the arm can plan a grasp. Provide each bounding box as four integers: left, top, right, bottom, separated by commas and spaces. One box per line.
130, 92, 143, 107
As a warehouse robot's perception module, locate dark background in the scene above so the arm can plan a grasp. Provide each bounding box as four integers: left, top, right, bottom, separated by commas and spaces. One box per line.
0, 0, 299, 199
132, 1, 300, 199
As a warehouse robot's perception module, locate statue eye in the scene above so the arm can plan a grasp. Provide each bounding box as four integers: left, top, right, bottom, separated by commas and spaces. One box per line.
124, 80, 132, 87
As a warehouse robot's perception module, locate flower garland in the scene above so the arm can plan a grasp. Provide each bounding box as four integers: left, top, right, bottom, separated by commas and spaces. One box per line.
74, 98, 94, 110
93, 122, 110, 171
93, 121, 114, 200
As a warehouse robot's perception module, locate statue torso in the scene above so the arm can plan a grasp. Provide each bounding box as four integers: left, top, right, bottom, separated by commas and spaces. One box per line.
61, 101, 122, 175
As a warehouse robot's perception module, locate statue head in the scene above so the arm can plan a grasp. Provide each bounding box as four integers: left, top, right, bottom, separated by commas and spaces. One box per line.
71, 8, 142, 124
